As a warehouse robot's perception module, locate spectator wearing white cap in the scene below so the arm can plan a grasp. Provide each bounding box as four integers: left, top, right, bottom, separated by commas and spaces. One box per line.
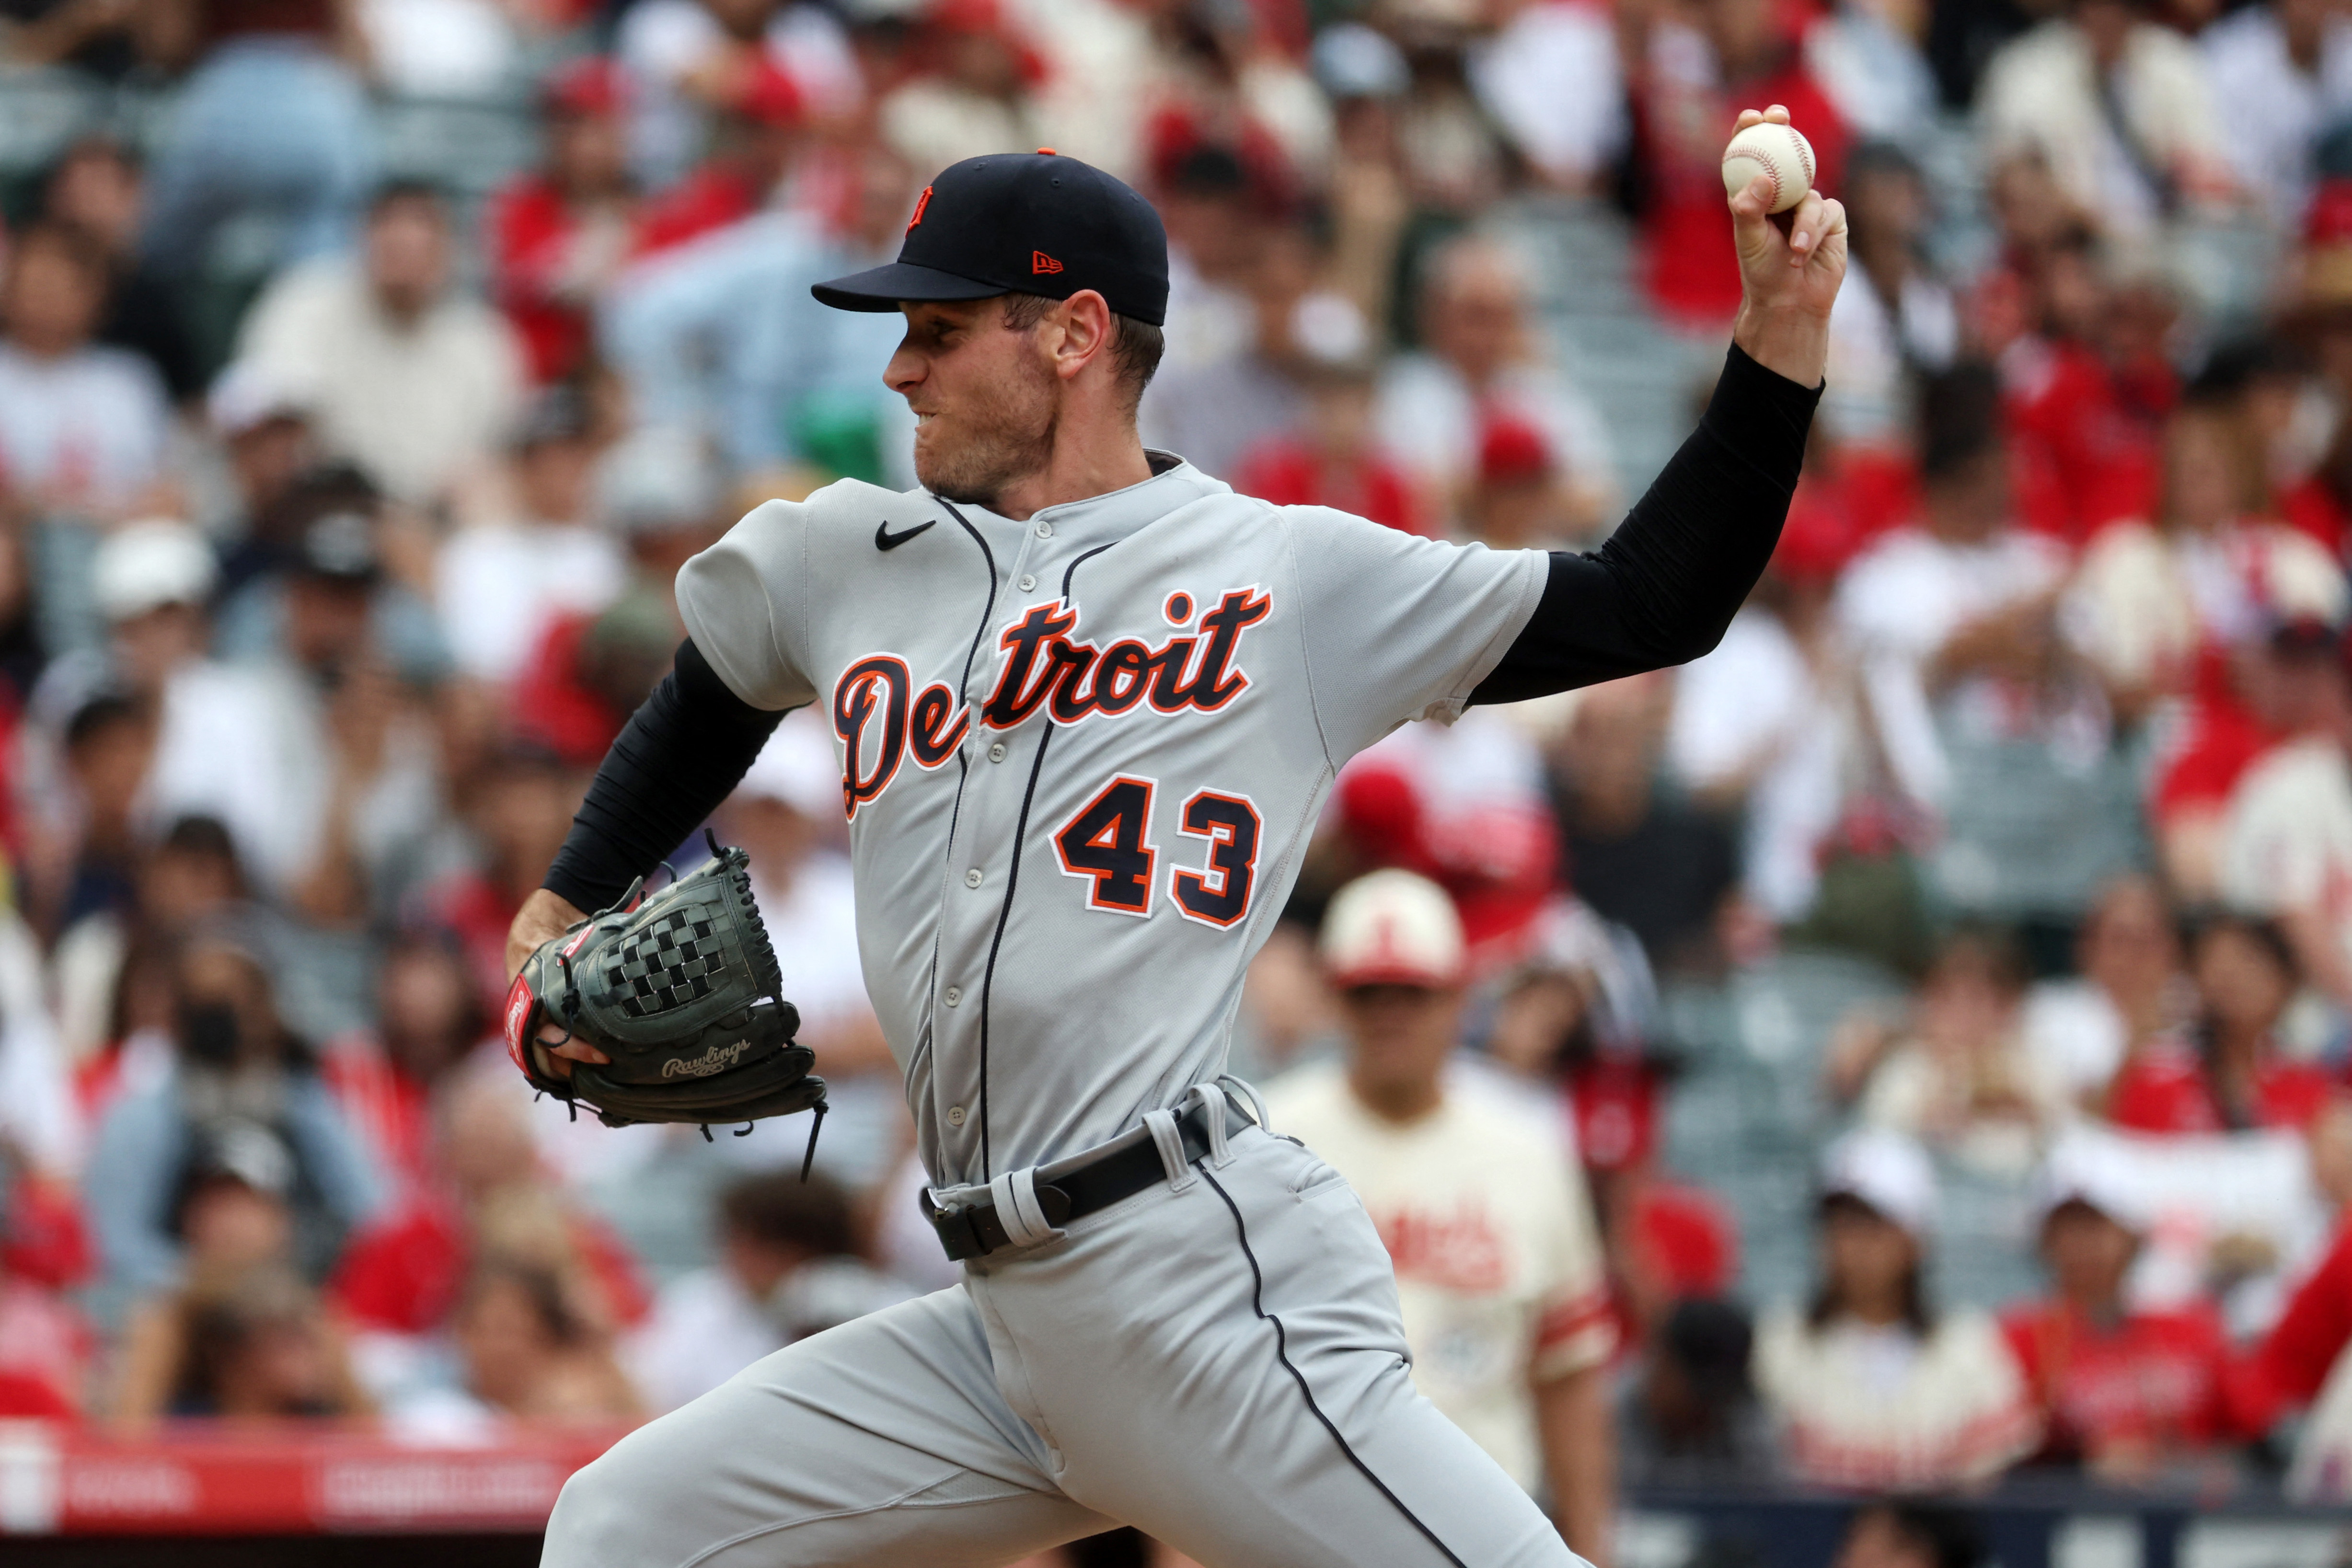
76, 505, 443, 921
201, 360, 320, 548
1996, 1139, 2250, 1482
1264, 870, 1617, 1563
31, 521, 296, 914
714, 709, 904, 1191
1753, 1129, 2040, 1490
1302, 24, 1416, 347
92, 520, 216, 693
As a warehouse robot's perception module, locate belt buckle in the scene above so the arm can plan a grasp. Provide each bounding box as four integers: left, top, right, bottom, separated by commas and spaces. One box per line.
919, 1186, 994, 1261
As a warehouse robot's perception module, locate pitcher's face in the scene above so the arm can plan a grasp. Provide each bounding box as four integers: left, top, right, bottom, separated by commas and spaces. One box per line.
887, 298, 1056, 507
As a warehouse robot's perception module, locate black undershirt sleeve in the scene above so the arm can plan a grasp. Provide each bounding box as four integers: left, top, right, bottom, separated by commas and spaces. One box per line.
1468, 343, 1822, 706
542, 638, 790, 913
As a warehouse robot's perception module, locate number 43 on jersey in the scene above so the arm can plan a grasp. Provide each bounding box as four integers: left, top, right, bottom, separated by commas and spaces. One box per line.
1053, 777, 1261, 929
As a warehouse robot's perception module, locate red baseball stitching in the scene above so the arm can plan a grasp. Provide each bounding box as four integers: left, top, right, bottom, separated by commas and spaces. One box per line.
1726, 140, 1786, 209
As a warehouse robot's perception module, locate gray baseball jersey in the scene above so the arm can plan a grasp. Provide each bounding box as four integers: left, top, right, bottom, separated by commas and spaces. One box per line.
676, 453, 1544, 1188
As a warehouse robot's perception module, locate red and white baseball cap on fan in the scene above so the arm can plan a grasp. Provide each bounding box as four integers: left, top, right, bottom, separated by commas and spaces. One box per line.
1318, 870, 1466, 989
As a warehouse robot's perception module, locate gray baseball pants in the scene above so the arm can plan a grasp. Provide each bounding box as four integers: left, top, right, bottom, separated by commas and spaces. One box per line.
542, 1121, 1581, 1567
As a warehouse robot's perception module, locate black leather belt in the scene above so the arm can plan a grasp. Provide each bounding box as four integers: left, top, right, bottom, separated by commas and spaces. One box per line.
923, 1098, 1256, 1262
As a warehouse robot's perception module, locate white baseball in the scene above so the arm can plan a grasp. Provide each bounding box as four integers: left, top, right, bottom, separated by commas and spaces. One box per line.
1721, 122, 1816, 215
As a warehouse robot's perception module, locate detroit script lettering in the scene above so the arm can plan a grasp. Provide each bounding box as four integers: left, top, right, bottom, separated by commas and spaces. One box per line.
831, 588, 1272, 819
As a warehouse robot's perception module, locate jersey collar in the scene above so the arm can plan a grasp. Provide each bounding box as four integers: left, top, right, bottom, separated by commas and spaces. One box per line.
938, 450, 1231, 553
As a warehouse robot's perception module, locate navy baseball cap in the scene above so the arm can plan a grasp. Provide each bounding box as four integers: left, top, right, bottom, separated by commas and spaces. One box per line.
812, 151, 1170, 327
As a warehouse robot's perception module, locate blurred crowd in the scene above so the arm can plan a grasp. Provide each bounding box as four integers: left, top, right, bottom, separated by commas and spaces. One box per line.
2, 0, 2352, 1551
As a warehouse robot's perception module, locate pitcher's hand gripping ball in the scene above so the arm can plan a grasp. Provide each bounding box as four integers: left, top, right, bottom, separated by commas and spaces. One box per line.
1722, 121, 1817, 214
506, 845, 827, 1151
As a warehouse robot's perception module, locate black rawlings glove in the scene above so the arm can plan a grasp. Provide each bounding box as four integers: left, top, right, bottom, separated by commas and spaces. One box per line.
504, 844, 828, 1166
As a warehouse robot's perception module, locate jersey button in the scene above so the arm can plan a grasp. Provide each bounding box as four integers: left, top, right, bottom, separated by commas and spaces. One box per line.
964, 868, 984, 888
944, 986, 961, 1007
947, 1105, 966, 1127
1017, 574, 1036, 592
1034, 521, 1053, 539
987, 742, 1006, 763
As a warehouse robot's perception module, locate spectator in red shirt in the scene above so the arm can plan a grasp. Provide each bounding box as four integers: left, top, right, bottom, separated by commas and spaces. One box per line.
1999, 1152, 2249, 1481
633, 62, 803, 259
2250, 1210, 2352, 1428
1628, 0, 1850, 326
507, 426, 725, 771
413, 747, 589, 1019
1464, 416, 1601, 551
318, 930, 490, 1201
2108, 912, 2333, 1135
488, 60, 640, 386
331, 1075, 647, 1344
2278, 183, 2352, 559
1232, 310, 1430, 538
1603, 1164, 1741, 1361
0, 1164, 92, 1417
1997, 230, 2165, 546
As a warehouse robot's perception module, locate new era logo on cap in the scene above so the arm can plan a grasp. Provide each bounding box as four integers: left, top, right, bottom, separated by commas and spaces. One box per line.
810, 152, 1170, 326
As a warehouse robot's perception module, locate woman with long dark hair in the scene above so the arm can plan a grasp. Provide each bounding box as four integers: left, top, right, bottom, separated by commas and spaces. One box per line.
1754, 1130, 2039, 1489
2108, 912, 2329, 1134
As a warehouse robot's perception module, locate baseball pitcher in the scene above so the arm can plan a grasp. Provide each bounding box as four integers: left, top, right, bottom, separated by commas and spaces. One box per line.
507, 106, 1845, 1567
